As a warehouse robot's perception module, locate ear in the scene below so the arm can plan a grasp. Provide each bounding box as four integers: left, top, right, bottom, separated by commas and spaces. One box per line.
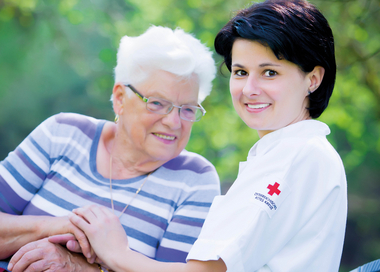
112, 83, 125, 115
308, 66, 325, 93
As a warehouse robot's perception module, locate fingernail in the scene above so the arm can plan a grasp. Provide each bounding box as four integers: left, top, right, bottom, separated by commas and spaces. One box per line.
8, 263, 13, 270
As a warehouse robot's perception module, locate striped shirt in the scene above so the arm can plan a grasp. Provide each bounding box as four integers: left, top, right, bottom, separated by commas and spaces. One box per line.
0, 112, 221, 262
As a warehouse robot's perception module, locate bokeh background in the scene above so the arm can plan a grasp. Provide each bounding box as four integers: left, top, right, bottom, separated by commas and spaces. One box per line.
0, 0, 379, 270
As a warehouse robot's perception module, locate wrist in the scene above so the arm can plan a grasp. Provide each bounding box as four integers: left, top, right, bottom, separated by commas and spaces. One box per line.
35, 215, 57, 239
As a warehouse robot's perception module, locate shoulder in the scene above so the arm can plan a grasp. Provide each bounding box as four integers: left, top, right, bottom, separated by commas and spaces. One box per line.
160, 150, 220, 189
263, 121, 342, 168
162, 149, 217, 174
40, 113, 103, 140
291, 135, 343, 170
274, 128, 346, 192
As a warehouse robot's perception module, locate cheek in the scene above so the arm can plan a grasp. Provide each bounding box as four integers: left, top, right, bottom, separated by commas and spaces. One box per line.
229, 81, 242, 101
268, 91, 283, 102
181, 123, 193, 139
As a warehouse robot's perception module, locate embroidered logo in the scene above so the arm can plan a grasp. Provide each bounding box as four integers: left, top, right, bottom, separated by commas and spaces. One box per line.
250, 180, 289, 218
267, 182, 281, 196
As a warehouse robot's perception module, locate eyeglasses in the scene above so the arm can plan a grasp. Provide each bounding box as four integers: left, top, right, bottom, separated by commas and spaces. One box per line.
125, 84, 206, 122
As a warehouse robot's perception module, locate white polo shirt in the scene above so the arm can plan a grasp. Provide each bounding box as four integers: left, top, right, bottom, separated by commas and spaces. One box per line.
187, 120, 347, 272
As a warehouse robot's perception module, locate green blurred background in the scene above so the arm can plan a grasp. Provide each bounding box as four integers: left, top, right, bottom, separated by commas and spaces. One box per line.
0, 0, 379, 270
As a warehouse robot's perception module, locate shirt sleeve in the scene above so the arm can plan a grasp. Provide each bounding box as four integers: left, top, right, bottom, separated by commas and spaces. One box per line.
0, 115, 56, 214
155, 167, 221, 263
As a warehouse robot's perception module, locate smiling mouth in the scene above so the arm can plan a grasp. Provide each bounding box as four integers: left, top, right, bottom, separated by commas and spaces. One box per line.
247, 103, 270, 109
153, 133, 176, 140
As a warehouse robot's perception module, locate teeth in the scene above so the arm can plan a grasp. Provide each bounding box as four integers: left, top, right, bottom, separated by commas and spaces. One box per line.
154, 133, 175, 140
247, 103, 270, 109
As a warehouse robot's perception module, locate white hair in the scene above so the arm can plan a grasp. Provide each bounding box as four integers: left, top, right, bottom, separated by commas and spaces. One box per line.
114, 25, 216, 103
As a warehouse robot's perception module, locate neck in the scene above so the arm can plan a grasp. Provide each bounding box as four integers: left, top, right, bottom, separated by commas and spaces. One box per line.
102, 122, 162, 179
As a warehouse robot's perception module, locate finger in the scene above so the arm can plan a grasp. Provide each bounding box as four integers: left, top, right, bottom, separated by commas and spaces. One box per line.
66, 239, 82, 253
97, 205, 115, 219
73, 205, 99, 222
8, 242, 39, 271
10, 249, 43, 272
68, 220, 93, 260
48, 233, 76, 245
22, 259, 48, 272
87, 250, 97, 265
69, 213, 91, 232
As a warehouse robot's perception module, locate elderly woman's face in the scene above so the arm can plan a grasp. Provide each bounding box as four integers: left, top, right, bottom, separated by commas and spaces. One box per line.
229, 39, 312, 138
120, 70, 199, 162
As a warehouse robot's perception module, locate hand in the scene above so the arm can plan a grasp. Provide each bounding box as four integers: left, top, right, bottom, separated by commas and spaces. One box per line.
70, 205, 130, 269
48, 234, 83, 253
7, 238, 97, 272
47, 216, 95, 262
49, 234, 104, 265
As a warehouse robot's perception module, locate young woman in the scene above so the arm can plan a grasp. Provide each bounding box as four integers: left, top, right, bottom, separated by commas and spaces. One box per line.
35, 1, 347, 271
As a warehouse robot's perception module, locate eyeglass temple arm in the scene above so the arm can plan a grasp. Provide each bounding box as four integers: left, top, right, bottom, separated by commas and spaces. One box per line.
199, 103, 206, 115
125, 84, 148, 102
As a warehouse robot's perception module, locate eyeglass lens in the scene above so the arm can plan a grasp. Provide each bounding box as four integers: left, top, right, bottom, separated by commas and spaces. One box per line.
146, 97, 202, 121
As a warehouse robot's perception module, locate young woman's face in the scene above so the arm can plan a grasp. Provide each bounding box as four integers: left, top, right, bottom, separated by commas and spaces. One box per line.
230, 39, 312, 138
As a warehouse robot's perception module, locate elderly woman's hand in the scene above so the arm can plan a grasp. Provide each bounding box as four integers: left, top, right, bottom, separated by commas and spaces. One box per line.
48, 234, 105, 265
7, 238, 99, 272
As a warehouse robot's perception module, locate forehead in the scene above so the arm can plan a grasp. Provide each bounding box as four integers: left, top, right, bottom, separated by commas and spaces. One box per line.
136, 70, 200, 103
231, 39, 303, 73
231, 39, 278, 63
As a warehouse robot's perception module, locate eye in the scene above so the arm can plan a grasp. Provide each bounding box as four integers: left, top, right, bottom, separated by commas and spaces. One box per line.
147, 98, 166, 111
181, 106, 198, 119
233, 69, 248, 76
183, 106, 195, 113
151, 100, 163, 106
264, 70, 277, 77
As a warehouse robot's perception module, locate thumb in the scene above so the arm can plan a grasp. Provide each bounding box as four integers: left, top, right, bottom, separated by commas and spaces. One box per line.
67, 240, 83, 253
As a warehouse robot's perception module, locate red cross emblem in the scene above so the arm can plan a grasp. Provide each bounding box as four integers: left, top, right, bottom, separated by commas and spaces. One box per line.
267, 182, 281, 196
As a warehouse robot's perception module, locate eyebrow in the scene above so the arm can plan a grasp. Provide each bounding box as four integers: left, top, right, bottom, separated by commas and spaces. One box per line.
231, 63, 281, 68
259, 63, 281, 67
149, 92, 199, 106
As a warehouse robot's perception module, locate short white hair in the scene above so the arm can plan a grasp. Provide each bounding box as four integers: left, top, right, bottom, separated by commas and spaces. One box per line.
114, 25, 216, 103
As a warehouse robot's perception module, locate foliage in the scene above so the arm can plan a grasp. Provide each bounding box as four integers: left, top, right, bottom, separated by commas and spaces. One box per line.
0, 0, 379, 270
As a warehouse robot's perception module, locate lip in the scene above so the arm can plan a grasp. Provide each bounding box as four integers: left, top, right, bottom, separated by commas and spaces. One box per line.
152, 132, 177, 144
245, 102, 271, 113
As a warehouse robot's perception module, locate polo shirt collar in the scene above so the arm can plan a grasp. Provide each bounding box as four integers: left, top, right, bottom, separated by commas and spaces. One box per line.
248, 120, 330, 157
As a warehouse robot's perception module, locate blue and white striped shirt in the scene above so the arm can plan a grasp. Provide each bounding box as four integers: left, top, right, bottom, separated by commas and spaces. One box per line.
0, 112, 221, 262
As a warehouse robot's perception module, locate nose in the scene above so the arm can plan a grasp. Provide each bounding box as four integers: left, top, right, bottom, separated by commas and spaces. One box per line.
162, 107, 182, 130
242, 76, 261, 97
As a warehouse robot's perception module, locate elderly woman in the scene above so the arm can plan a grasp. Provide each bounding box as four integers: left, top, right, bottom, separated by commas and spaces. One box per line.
0, 26, 220, 271
55, 1, 347, 272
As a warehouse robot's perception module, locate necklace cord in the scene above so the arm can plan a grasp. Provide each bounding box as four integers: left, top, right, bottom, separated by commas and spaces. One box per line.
109, 154, 150, 218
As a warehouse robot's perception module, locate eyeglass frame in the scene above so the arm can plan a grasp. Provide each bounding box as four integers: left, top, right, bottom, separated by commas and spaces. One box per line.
124, 84, 206, 122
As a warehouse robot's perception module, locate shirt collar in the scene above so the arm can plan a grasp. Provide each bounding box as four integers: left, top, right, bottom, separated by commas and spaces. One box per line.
248, 120, 330, 157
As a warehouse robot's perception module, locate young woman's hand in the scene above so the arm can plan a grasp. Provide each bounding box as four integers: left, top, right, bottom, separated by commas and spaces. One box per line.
69, 205, 129, 270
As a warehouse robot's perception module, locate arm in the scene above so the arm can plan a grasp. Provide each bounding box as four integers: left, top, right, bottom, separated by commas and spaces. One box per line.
70, 205, 226, 272
0, 212, 91, 260
0, 115, 93, 259
109, 251, 225, 272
